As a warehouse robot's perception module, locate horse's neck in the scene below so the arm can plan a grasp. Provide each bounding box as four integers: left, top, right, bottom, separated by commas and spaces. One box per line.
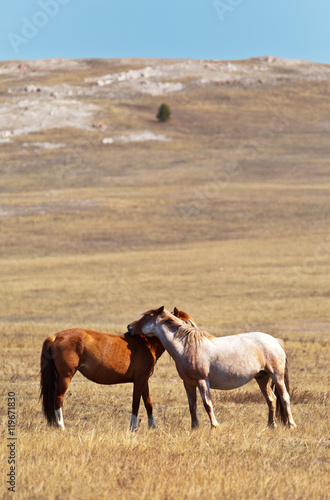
156, 324, 184, 360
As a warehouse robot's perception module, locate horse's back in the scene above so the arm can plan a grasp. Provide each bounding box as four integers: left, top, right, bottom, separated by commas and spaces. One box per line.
241, 332, 286, 360
52, 328, 131, 355
213, 331, 285, 364
214, 331, 283, 353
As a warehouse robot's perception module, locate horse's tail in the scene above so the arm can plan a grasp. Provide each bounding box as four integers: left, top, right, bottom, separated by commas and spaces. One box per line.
272, 338, 290, 425
40, 336, 58, 426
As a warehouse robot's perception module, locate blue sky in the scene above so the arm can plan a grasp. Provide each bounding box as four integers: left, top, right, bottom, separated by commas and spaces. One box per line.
1, 0, 329, 63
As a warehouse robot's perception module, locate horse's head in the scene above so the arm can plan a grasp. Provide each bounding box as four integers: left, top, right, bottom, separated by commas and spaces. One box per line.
127, 306, 166, 337
127, 306, 198, 337
172, 307, 197, 328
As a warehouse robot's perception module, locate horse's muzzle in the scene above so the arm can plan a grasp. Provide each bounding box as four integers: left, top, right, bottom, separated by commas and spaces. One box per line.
127, 324, 134, 336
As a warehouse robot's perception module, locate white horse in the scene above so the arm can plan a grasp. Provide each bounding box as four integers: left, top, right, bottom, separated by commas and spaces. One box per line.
127, 306, 296, 430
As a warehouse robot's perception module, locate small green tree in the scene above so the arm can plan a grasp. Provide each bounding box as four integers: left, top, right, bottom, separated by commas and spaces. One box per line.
157, 103, 171, 122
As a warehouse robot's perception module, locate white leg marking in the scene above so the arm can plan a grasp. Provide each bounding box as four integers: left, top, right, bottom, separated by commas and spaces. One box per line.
148, 416, 156, 429
130, 414, 138, 431
55, 408, 65, 430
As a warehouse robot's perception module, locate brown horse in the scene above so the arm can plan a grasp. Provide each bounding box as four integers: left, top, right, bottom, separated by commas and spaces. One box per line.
40, 308, 195, 431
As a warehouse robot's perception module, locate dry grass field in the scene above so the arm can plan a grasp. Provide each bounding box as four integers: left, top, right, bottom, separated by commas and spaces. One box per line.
0, 57, 329, 499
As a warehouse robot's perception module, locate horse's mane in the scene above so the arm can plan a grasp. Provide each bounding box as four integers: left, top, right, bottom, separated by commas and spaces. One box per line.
172, 320, 215, 347
139, 308, 214, 348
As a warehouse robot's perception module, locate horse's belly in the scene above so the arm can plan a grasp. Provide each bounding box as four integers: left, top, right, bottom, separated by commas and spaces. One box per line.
208, 360, 259, 390
208, 343, 264, 390
209, 372, 255, 390
78, 363, 132, 384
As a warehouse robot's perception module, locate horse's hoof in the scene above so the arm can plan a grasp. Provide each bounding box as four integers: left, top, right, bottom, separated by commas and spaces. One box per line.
191, 423, 200, 430
148, 418, 157, 429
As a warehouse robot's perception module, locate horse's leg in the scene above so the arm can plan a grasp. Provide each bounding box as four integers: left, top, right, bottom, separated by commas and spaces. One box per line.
272, 377, 297, 428
196, 379, 219, 428
141, 380, 156, 429
183, 381, 199, 429
130, 378, 146, 431
255, 373, 277, 428
54, 376, 71, 430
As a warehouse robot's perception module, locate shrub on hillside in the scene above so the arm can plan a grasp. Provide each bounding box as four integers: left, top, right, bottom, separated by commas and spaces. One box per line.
157, 103, 171, 122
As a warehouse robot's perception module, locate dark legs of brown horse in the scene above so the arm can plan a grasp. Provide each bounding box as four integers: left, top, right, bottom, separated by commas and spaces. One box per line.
54, 373, 75, 430
53, 371, 156, 432
142, 381, 156, 429
255, 373, 277, 428
130, 379, 156, 431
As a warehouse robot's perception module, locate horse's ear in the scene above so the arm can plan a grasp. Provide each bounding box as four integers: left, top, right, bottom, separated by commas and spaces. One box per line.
157, 305, 164, 315
173, 307, 179, 317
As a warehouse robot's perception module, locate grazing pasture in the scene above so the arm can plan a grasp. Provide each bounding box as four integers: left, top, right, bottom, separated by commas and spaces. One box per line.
0, 57, 329, 499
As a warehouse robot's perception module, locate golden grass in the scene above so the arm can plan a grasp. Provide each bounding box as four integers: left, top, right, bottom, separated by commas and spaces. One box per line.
1, 345, 329, 500
1, 59, 330, 499
14, 421, 329, 500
